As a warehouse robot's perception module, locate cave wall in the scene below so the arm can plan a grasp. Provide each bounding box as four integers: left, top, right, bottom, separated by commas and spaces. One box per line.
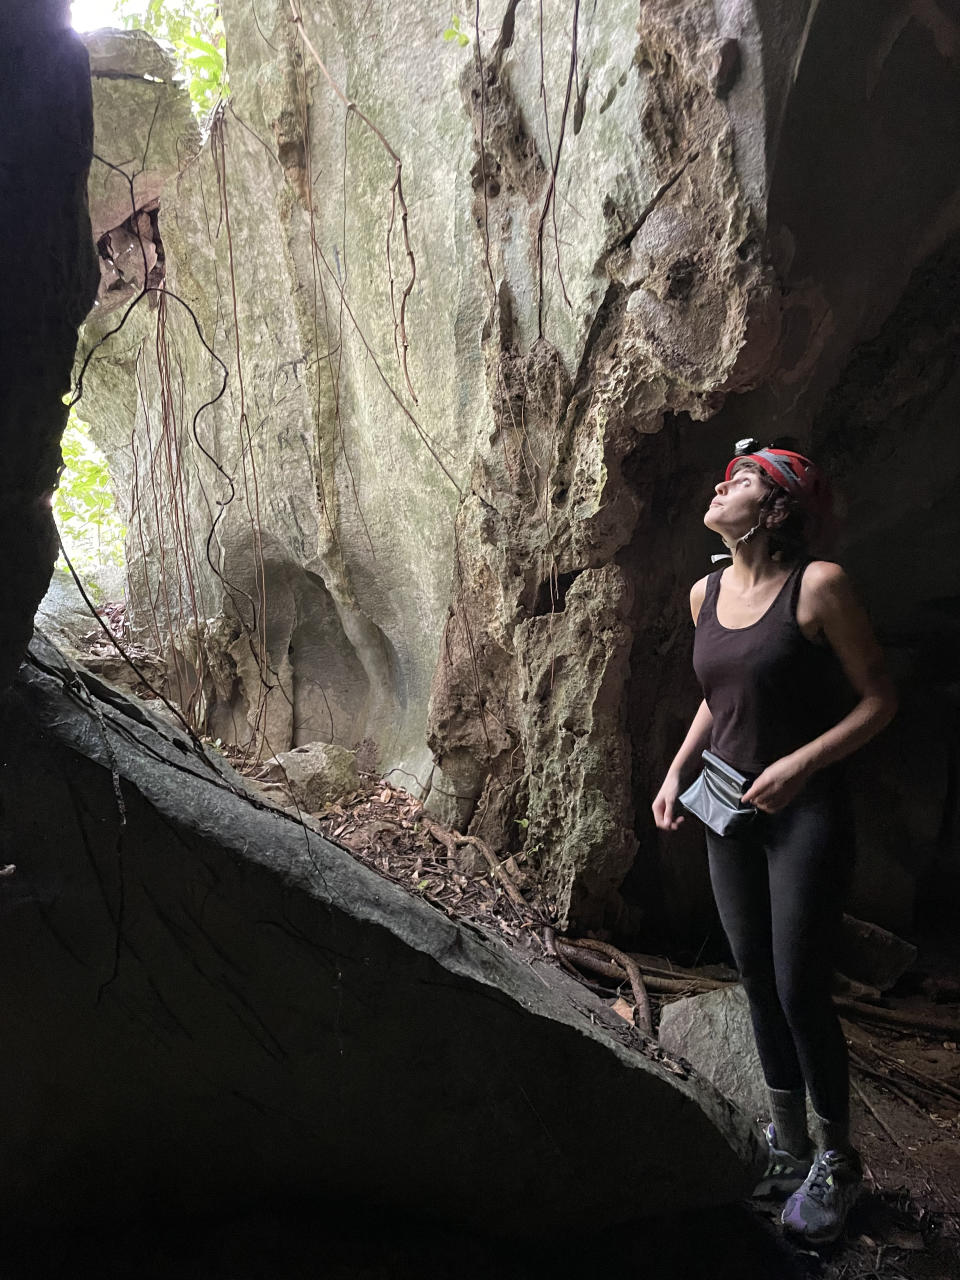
0, 1, 99, 687
73, 1, 960, 934
77, 5, 490, 782
812, 234, 960, 935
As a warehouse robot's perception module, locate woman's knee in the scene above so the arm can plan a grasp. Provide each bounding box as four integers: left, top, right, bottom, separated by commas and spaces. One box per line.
775, 972, 834, 1033
739, 962, 780, 1008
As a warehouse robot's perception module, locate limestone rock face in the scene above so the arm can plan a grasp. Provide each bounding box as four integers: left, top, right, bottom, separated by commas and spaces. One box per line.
85, 28, 199, 239
0, 634, 763, 1231
73, 3, 960, 934
83, 28, 199, 319
421, 2, 782, 925
266, 740, 359, 811
35, 568, 95, 650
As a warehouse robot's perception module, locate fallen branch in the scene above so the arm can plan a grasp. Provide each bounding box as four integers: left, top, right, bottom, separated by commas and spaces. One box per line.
644, 974, 721, 996
852, 1039, 960, 1107
852, 1079, 907, 1151
556, 940, 719, 1000
849, 1049, 934, 1117
624, 957, 727, 993
836, 998, 960, 1040
627, 950, 721, 978
540, 927, 610, 992
421, 819, 529, 912
420, 816, 458, 860
559, 938, 652, 1034
459, 834, 530, 913
556, 940, 626, 982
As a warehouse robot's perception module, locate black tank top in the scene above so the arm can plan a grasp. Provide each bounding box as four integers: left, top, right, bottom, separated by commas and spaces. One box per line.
692, 559, 852, 775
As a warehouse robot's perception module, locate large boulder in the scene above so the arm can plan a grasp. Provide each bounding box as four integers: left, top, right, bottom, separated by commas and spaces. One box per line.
0, 633, 763, 1233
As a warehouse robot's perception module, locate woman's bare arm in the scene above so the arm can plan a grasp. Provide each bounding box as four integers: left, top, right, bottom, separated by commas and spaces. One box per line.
791, 562, 898, 772
652, 579, 713, 830
743, 563, 897, 811
667, 698, 714, 780
652, 700, 714, 830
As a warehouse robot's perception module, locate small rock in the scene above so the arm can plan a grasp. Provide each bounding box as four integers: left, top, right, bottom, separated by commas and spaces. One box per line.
456, 845, 487, 878
659, 985, 813, 1127
659, 985, 768, 1120
265, 741, 359, 812
837, 914, 917, 992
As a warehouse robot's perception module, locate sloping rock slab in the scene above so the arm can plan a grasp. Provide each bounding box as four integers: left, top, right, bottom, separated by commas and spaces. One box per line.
0, 635, 762, 1235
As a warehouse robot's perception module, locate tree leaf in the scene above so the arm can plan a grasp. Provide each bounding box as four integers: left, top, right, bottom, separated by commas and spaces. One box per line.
180, 32, 220, 57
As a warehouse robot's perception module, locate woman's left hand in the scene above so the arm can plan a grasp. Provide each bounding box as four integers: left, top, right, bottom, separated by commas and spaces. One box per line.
742, 754, 811, 813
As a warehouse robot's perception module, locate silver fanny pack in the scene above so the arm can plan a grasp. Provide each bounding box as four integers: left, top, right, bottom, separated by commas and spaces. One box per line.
678, 750, 757, 837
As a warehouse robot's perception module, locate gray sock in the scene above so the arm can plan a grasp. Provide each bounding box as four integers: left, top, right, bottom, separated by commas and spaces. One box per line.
811, 1110, 854, 1157
768, 1086, 810, 1158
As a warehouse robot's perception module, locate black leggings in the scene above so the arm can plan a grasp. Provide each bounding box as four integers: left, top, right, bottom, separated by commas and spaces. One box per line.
705, 777, 853, 1123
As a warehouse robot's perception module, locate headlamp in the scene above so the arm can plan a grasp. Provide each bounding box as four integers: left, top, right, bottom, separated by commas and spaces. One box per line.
733, 437, 761, 456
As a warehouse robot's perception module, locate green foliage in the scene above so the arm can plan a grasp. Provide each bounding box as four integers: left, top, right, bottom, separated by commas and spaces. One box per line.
443, 14, 470, 47
114, 0, 228, 115
54, 410, 127, 601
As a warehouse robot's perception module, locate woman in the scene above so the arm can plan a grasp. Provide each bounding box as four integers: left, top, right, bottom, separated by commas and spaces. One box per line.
652, 444, 897, 1245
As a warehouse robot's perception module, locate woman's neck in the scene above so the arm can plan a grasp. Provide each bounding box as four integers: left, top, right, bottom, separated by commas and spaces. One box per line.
724, 536, 791, 589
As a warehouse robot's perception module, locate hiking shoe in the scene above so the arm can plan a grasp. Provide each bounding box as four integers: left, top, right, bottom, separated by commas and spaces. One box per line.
753, 1123, 811, 1198
781, 1148, 864, 1244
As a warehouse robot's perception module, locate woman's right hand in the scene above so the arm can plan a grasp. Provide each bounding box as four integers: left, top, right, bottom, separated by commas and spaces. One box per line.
652, 773, 685, 831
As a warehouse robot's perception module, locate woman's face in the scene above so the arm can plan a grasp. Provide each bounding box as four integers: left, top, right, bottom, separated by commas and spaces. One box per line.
703, 464, 768, 539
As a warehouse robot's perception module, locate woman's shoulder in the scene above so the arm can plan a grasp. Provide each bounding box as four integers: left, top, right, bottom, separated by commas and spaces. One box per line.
798, 559, 857, 622
800, 558, 847, 584
799, 559, 850, 597
690, 573, 715, 624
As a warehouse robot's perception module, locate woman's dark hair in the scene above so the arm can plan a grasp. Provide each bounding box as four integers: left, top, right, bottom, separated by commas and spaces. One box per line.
731, 460, 810, 561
